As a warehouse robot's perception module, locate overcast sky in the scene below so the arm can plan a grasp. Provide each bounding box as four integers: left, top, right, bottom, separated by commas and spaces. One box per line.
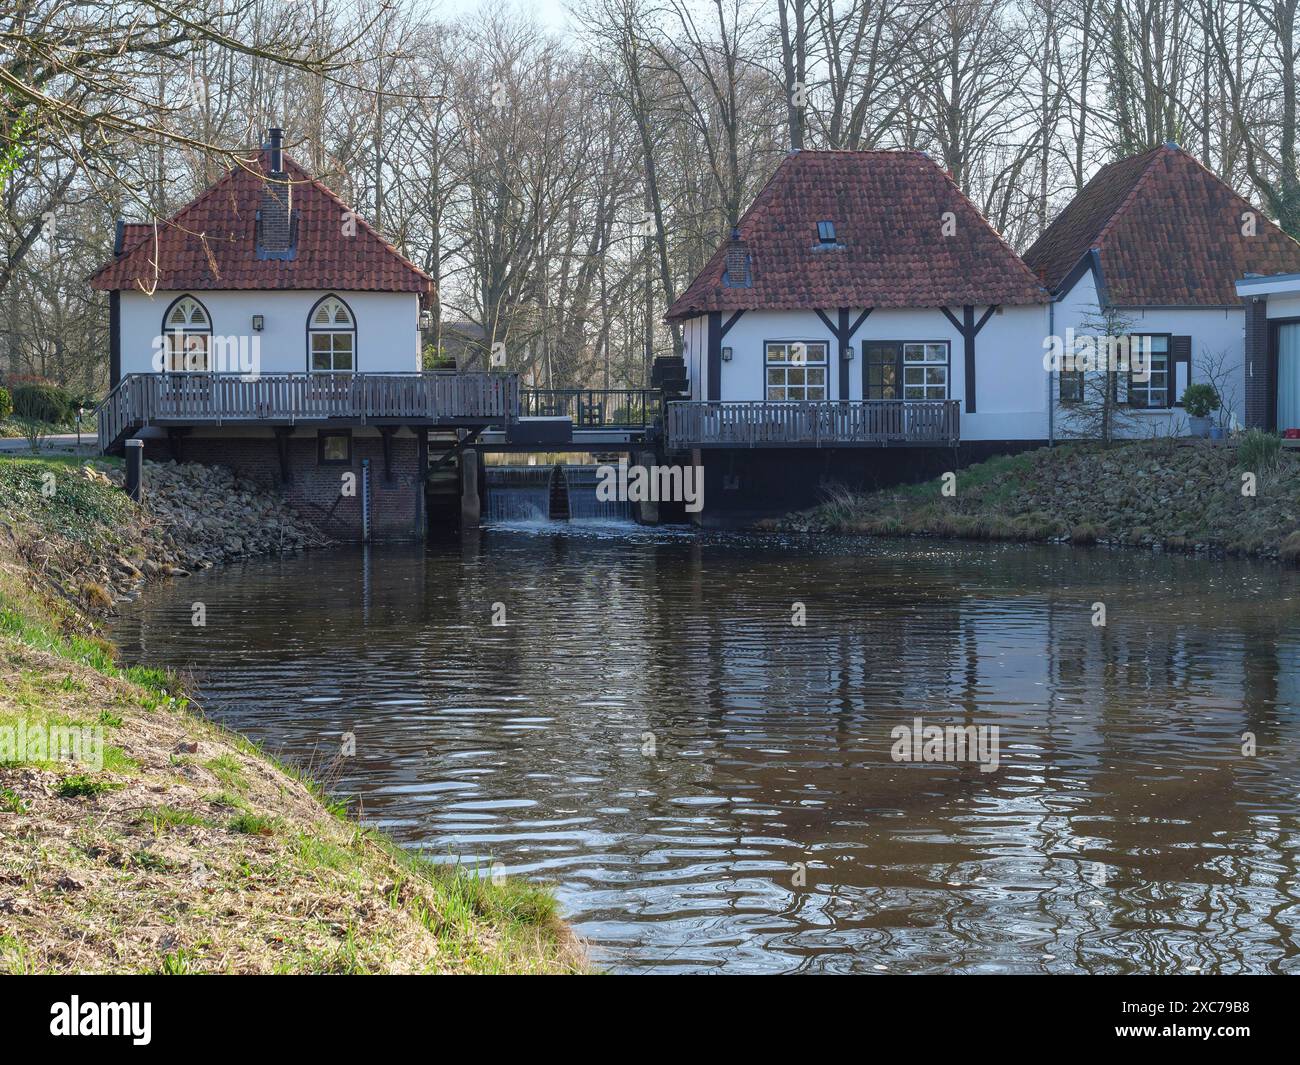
435, 0, 576, 33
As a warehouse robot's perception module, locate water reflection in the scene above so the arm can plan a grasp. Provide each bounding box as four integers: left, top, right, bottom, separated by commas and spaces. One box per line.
111, 530, 1300, 973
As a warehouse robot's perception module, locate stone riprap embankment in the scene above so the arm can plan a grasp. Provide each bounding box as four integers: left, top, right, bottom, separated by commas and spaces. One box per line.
103, 460, 327, 573
777, 440, 1300, 563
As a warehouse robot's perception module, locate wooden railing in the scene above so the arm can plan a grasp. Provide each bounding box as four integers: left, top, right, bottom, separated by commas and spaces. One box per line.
520, 388, 661, 428
98, 372, 519, 451
665, 399, 960, 449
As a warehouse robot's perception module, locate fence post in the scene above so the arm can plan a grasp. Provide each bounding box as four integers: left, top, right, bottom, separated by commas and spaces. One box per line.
124, 439, 144, 502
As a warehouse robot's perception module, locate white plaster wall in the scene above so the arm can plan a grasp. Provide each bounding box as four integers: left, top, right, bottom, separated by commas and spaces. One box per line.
119, 290, 421, 375
1052, 269, 1246, 437
686, 304, 1050, 441
1265, 293, 1300, 319
680, 315, 709, 401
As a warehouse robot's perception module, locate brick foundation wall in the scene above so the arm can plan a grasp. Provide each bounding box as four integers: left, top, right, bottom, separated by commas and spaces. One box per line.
142, 430, 425, 541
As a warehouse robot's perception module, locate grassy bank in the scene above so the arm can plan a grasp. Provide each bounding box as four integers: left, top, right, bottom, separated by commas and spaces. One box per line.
0, 457, 584, 973
777, 437, 1300, 562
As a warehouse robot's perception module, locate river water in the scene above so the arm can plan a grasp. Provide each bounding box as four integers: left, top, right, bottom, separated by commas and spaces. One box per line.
110, 524, 1300, 973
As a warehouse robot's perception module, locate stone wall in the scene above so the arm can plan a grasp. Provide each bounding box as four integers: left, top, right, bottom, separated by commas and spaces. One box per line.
142, 428, 425, 541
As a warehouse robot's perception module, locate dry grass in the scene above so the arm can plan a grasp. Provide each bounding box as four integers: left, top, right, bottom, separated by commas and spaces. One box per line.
0, 575, 585, 974
0, 460, 587, 974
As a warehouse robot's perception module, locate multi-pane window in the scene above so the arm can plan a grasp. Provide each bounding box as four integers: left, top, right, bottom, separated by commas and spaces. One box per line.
161, 295, 211, 372
902, 342, 949, 400
864, 341, 950, 400
308, 295, 355, 372
765, 341, 828, 401
865, 342, 899, 399
1127, 334, 1170, 408
1059, 369, 1084, 403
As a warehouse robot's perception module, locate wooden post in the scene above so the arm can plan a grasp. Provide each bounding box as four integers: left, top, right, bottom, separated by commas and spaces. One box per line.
124, 439, 143, 502
414, 428, 428, 539
635, 450, 659, 525
460, 447, 480, 531
274, 428, 293, 485
690, 448, 704, 526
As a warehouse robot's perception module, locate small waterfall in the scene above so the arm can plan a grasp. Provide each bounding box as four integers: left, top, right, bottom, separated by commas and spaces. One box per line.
565, 465, 633, 522
484, 463, 633, 524
484, 465, 552, 522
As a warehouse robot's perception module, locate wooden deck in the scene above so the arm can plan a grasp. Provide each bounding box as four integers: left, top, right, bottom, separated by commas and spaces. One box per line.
98, 372, 520, 451
665, 399, 960, 449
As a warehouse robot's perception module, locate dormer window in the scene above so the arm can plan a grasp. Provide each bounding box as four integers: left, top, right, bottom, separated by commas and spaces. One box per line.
817, 221, 836, 244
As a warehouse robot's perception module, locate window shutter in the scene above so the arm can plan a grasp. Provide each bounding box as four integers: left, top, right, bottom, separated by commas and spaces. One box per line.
1170, 335, 1191, 407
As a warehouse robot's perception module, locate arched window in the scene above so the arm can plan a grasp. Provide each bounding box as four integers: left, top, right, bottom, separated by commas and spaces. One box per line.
161, 295, 212, 372
308, 295, 355, 372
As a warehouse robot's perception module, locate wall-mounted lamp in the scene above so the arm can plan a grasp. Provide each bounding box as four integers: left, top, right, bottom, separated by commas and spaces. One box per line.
721, 346, 733, 362
842, 345, 854, 360
252, 315, 265, 332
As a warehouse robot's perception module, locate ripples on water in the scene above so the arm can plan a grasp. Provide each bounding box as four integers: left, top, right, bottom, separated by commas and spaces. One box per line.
110, 527, 1300, 973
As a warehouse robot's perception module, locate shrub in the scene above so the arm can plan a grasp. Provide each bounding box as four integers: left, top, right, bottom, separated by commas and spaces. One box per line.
1180, 383, 1221, 418
1238, 428, 1281, 475
12, 383, 74, 425
0, 386, 11, 420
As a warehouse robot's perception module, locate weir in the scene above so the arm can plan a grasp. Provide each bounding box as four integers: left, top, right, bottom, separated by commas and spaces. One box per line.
482, 463, 633, 524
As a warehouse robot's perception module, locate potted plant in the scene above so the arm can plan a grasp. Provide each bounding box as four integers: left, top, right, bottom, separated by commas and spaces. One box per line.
1181, 383, 1220, 438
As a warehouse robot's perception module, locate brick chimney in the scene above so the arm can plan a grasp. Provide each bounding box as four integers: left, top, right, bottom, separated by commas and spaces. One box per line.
256, 127, 295, 258
723, 227, 750, 287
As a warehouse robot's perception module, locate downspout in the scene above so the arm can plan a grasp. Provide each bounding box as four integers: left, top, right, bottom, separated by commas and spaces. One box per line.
1047, 295, 1055, 446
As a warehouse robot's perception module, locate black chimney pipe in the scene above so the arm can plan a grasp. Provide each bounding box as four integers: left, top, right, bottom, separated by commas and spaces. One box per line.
268, 127, 283, 174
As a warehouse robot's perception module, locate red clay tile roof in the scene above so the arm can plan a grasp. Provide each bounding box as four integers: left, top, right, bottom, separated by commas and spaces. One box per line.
91, 151, 433, 302
1023, 144, 1300, 305
665, 150, 1047, 321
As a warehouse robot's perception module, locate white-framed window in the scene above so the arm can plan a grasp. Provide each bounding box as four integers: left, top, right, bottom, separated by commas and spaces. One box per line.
161, 295, 212, 372
1127, 334, 1170, 408
902, 342, 948, 400
765, 341, 828, 400
308, 295, 355, 372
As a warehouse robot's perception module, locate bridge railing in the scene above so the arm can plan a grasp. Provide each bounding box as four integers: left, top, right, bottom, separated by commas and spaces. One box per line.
97, 371, 520, 451
520, 388, 660, 429
665, 399, 960, 449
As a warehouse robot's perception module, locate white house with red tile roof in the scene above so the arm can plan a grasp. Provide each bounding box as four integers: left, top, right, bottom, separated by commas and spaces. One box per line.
90, 129, 433, 384
1023, 142, 1300, 437
664, 150, 1053, 454
88, 130, 516, 542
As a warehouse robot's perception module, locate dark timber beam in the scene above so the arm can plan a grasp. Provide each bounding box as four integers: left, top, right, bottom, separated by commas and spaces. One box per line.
706, 310, 746, 401
816, 308, 873, 399
940, 305, 998, 414
109, 291, 122, 389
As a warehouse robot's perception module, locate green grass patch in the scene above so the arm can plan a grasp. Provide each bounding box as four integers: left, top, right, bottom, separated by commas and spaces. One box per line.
205, 754, 248, 791
0, 786, 28, 813
228, 812, 281, 836
0, 458, 134, 547
137, 806, 210, 832
57, 774, 122, 798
